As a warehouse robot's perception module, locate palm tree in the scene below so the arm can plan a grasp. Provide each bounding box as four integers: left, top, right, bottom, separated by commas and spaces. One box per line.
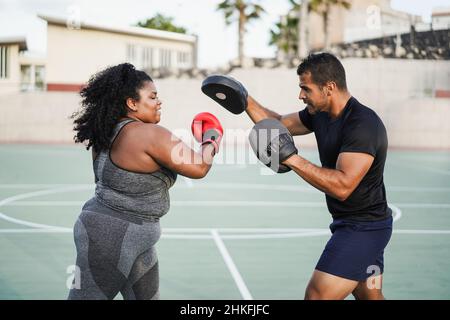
309, 0, 351, 50
269, 12, 299, 64
270, 0, 305, 64
270, 0, 351, 63
217, 0, 265, 66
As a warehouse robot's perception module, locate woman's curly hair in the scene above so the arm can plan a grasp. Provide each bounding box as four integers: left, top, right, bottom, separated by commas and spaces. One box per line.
72, 63, 152, 152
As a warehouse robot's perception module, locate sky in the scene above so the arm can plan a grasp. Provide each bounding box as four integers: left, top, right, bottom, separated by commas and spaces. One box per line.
0, 0, 449, 68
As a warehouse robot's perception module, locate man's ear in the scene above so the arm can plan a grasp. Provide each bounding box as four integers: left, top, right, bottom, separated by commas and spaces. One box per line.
126, 98, 137, 112
326, 81, 336, 96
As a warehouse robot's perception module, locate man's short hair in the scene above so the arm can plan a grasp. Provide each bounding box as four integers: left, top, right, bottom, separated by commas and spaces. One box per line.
297, 52, 347, 91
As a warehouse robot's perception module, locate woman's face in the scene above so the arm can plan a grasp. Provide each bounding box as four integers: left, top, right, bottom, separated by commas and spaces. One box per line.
132, 81, 162, 124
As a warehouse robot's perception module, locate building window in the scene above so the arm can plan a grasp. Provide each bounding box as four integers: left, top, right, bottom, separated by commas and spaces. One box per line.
126, 44, 138, 65
142, 47, 153, 69
35, 66, 45, 91
177, 51, 191, 68
0, 46, 8, 79
20, 65, 46, 91
159, 49, 172, 68
20, 65, 32, 91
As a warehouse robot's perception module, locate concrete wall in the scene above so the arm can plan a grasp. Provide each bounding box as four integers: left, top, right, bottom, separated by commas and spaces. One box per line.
0, 58, 449, 149
343, 58, 450, 149
0, 91, 78, 143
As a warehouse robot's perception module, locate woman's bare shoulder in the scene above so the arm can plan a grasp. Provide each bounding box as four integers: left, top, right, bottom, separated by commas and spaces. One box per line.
122, 122, 179, 152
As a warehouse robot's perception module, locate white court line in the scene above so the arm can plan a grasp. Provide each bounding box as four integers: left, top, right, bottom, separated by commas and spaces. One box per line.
211, 229, 253, 300
163, 228, 327, 233
393, 203, 450, 209
0, 186, 353, 233
0, 207, 444, 238
5, 200, 450, 209
162, 234, 212, 239
0, 184, 94, 189
176, 183, 450, 193
0, 184, 401, 235
391, 155, 450, 163
0, 186, 87, 231
390, 161, 450, 176
1, 228, 450, 237
174, 201, 353, 208
1, 183, 450, 193
161, 232, 332, 240
387, 186, 450, 192
2, 184, 449, 238
394, 229, 450, 234
5, 201, 85, 206
176, 183, 316, 192
219, 231, 330, 239
3, 200, 327, 207
0, 228, 72, 233
0, 186, 91, 205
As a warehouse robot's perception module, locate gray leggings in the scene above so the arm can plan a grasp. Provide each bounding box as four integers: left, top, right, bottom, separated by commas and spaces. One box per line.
68, 204, 161, 300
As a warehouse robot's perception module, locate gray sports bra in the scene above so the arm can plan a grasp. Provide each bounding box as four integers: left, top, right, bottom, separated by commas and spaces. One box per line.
93, 119, 177, 221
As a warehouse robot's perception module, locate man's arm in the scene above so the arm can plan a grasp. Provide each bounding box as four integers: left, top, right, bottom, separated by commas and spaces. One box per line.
246, 96, 312, 136
283, 152, 374, 201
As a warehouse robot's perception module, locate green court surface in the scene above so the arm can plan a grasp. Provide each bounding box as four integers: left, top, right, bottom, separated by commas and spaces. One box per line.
0, 144, 449, 299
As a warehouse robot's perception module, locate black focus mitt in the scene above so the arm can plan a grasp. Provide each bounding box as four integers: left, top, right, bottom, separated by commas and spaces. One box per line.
201, 75, 248, 115
248, 118, 298, 173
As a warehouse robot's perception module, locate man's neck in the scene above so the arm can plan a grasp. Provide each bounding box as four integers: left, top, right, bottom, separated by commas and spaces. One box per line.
328, 91, 352, 119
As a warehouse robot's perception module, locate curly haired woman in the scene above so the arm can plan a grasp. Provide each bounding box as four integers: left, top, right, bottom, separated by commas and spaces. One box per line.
68, 63, 223, 300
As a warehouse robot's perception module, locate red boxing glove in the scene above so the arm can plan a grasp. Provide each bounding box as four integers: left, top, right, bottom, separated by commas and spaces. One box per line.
191, 112, 223, 154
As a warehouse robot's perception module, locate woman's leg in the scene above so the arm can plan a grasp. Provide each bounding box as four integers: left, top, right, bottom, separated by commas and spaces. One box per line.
68, 214, 128, 300
120, 247, 160, 300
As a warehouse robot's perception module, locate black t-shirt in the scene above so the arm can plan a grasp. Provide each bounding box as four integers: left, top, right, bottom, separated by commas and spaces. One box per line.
299, 97, 391, 221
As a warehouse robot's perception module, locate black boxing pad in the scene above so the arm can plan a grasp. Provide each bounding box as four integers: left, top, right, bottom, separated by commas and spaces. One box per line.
248, 118, 298, 173
201, 75, 248, 115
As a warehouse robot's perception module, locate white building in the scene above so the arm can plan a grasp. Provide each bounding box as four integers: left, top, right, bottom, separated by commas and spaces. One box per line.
432, 7, 450, 30
0, 14, 198, 94
41, 14, 198, 92
307, 0, 423, 50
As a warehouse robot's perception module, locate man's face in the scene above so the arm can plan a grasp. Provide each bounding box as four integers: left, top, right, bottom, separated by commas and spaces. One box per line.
298, 72, 329, 114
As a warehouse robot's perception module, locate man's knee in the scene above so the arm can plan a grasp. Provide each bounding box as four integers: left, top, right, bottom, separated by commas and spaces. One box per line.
304, 270, 358, 300
352, 283, 385, 300
304, 284, 331, 300
304, 285, 320, 300
353, 290, 385, 300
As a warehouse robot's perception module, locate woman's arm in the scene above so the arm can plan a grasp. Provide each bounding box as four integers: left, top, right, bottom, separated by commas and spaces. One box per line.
143, 124, 216, 179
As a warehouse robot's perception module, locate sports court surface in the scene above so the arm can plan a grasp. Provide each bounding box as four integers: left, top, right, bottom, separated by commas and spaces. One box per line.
0, 144, 449, 299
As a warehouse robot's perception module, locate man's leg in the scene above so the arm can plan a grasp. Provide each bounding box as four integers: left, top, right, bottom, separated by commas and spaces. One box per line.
352, 274, 385, 300
304, 269, 359, 300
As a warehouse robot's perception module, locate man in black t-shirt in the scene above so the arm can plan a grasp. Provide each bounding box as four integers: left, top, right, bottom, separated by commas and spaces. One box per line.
243, 53, 392, 300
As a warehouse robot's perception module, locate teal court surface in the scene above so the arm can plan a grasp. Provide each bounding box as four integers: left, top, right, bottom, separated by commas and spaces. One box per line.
0, 144, 449, 299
